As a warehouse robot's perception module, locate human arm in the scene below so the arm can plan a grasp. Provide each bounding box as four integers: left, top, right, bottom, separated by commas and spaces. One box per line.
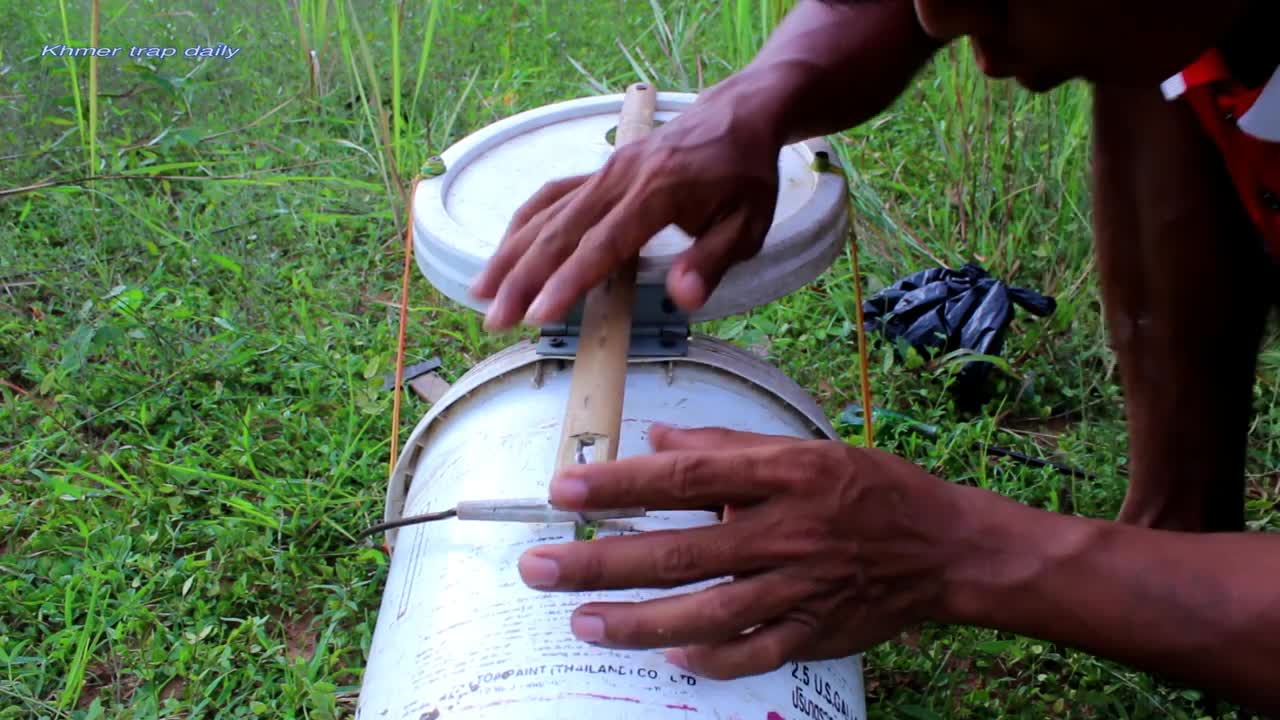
469, 0, 940, 329
699, 0, 942, 147
945, 481, 1280, 711
518, 426, 1280, 713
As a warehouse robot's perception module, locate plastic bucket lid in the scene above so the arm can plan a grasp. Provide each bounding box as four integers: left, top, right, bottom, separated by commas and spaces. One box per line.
412, 91, 849, 322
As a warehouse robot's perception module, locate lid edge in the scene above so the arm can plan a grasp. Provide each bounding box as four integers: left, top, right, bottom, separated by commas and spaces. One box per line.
414, 102, 850, 322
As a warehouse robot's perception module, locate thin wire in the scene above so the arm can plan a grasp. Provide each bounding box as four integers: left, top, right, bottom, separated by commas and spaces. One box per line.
388, 179, 420, 479
359, 508, 458, 539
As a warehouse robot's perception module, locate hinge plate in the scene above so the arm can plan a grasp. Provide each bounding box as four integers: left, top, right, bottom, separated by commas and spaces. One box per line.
537, 285, 690, 357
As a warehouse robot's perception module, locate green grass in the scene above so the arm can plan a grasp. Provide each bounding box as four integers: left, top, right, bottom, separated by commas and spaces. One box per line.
1, 0, 1277, 718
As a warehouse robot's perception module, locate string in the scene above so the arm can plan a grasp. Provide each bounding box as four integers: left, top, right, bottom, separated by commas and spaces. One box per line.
847, 205, 874, 448
388, 179, 419, 480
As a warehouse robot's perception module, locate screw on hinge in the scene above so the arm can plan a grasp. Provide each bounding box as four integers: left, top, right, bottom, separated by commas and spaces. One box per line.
548, 336, 566, 348
573, 433, 609, 464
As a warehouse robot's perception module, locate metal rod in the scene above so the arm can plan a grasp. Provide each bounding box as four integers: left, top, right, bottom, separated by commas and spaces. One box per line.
358, 508, 457, 538
357, 500, 649, 539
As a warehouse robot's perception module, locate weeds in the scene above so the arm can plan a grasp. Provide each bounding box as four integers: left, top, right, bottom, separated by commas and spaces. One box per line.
1, 1, 1275, 718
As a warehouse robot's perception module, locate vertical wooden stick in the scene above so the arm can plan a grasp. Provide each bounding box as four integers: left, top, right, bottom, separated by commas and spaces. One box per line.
553, 83, 657, 525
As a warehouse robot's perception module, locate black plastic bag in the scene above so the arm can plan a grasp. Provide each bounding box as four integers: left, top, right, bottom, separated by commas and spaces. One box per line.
862, 262, 1056, 409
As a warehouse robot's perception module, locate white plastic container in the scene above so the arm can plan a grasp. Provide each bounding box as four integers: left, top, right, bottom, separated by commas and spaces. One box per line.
358, 338, 866, 720
356, 90, 863, 720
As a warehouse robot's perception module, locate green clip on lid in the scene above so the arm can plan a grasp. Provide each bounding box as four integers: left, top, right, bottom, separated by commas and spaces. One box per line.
412, 92, 849, 322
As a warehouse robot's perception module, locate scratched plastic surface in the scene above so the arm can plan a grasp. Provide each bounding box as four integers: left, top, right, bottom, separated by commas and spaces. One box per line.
356, 338, 867, 720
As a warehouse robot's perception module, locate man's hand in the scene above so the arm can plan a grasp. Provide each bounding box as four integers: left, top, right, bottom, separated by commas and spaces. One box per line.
468, 94, 784, 330
469, 0, 940, 331
516, 424, 966, 680
517, 425, 1280, 713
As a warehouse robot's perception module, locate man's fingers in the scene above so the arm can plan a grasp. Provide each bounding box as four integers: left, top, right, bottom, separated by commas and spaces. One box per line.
484, 177, 614, 329
549, 445, 794, 510
666, 207, 770, 311
667, 612, 814, 680
478, 190, 584, 330
643, 425, 802, 526
564, 572, 805, 649
508, 175, 591, 235
471, 175, 588, 302
518, 524, 764, 591
647, 423, 800, 453
525, 182, 674, 325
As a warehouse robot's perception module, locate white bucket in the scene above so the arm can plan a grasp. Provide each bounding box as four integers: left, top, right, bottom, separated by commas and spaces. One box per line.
356, 336, 866, 720
358, 88, 865, 718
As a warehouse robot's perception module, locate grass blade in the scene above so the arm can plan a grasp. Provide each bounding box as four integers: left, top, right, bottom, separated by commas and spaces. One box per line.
408, 0, 445, 133
88, 0, 100, 179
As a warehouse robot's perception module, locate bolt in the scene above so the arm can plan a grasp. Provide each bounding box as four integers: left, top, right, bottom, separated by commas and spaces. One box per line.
548, 336, 565, 348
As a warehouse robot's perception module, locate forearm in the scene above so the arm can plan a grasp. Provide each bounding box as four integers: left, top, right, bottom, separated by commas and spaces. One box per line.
941, 485, 1280, 711
700, 0, 941, 145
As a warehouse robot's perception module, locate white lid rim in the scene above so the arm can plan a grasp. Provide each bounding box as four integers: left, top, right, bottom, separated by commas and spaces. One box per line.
413, 203, 848, 322
411, 101, 850, 321
438, 91, 699, 169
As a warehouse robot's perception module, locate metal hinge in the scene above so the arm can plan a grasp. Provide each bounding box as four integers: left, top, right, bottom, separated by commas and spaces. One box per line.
536, 284, 690, 357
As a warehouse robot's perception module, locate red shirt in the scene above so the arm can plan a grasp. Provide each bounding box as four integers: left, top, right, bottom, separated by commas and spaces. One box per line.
1162, 50, 1280, 257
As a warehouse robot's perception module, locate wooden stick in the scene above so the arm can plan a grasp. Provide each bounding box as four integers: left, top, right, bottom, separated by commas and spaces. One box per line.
553, 83, 657, 524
